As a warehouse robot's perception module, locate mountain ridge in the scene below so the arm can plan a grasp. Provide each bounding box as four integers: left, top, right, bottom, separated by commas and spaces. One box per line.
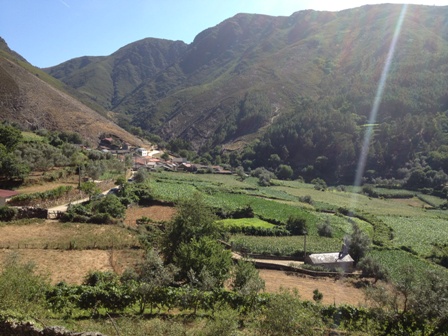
24, 4, 448, 183
0, 39, 144, 147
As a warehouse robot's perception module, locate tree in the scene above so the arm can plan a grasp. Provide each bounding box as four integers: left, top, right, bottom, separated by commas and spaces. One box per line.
0, 124, 22, 151
93, 194, 126, 218
286, 215, 308, 235
235, 166, 247, 181
122, 248, 178, 314
347, 223, 371, 264
134, 167, 149, 183
174, 237, 232, 285
231, 259, 265, 312
317, 218, 333, 237
276, 164, 294, 180
162, 193, 221, 264
358, 256, 388, 283
311, 177, 327, 191
258, 288, 323, 335
80, 181, 101, 201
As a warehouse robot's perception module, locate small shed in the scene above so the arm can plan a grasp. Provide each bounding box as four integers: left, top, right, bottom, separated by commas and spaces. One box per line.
305, 252, 354, 273
0, 189, 20, 206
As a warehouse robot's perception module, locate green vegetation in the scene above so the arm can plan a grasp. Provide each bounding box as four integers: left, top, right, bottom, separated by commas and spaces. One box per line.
218, 217, 275, 229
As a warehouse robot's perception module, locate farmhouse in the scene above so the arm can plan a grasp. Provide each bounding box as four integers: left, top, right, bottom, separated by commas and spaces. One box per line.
0, 189, 20, 206
136, 148, 149, 157
305, 253, 354, 273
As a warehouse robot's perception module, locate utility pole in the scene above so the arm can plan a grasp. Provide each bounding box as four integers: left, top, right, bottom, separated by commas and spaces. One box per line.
303, 230, 307, 260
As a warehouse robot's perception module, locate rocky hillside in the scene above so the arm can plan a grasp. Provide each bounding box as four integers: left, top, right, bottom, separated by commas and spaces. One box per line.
0, 39, 143, 147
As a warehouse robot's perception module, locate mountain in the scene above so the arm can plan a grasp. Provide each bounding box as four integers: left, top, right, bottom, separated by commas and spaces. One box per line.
0, 38, 144, 147
45, 38, 188, 111
44, 4, 448, 183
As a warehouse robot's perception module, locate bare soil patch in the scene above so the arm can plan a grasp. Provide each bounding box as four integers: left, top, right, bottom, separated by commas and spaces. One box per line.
125, 205, 176, 227
259, 269, 366, 306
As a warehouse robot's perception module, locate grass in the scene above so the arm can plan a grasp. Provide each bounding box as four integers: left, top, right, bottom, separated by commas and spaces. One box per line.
217, 218, 275, 229
273, 182, 435, 217
369, 248, 448, 283
230, 234, 341, 257
378, 215, 448, 256
0, 222, 140, 250
21, 131, 45, 142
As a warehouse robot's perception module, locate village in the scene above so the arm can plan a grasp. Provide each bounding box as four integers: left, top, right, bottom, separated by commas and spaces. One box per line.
98, 136, 233, 175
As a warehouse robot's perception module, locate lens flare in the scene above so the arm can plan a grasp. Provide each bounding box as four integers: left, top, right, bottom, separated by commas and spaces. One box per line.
350, 4, 408, 210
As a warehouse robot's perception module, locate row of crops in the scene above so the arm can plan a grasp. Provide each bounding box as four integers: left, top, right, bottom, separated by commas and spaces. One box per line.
147, 171, 448, 282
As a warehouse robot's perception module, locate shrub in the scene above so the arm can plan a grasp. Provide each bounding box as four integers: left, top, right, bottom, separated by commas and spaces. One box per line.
317, 219, 333, 237
0, 206, 17, 221
89, 213, 115, 224
286, 215, 308, 235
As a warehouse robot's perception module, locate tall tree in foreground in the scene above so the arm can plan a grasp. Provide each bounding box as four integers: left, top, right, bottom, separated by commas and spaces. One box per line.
162, 193, 222, 264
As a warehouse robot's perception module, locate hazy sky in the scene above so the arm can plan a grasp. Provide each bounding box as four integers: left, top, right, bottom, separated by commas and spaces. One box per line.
1, 0, 447, 68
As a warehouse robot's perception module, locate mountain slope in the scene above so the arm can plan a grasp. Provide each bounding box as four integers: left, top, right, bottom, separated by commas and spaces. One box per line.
0, 40, 144, 147
42, 4, 448, 184
45, 38, 188, 110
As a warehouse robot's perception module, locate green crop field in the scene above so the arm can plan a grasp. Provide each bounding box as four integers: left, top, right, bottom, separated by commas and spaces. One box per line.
145, 171, 448, 282
369, 249, 448, 283
378, 215, 448, 256
217, 218, 275, 229
230, 234, 341, 257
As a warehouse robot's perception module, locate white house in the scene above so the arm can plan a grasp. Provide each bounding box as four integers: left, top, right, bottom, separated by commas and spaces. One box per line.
305, 253, 354, 273
136, 148, 149, 157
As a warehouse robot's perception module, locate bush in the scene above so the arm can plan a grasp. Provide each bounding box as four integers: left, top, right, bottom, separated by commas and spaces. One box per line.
93, 194, 126, 218
0, 206, 17, 221
317, 219, 333, 237
286, 215, 308, 235
89, 213, 115, 224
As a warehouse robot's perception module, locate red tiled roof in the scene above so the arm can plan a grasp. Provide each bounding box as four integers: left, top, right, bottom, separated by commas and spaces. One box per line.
0, 189, 20, 198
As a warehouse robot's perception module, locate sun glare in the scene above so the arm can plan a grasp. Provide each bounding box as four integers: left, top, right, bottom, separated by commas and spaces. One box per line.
350, 4, 408, 209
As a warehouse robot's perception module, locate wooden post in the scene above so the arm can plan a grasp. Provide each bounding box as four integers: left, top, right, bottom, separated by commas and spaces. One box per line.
303, 231, 307, 260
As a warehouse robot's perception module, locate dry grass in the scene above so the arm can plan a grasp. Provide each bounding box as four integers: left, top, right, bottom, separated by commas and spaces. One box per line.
0, 221, 139, 249
259, 269, 367, 306
0, 249, 143, 284
124, 205, 176, 227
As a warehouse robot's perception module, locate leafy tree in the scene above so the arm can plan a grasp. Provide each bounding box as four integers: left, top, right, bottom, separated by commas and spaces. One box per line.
286, 215, 308, 235
92, 194, 126, 218
122, 248, 178, 314
79, 271, 134, 315
357, 256, 388, 283
162, 193, 221, 264
257, 288, 323, 335
134, 167, 149, 183
0, 123, 22, 151
317, 218, 333, 237
235, 166, 247, 181
231, 259, 265, 312
276, 164, 293, 180
174, 237, 232, 285
347, 222, 371, 264
80, 181, 101, 201
311, 177, 327, 191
